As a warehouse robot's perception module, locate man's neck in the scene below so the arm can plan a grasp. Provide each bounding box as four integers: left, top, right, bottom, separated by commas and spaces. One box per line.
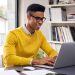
25, 24, 35, 34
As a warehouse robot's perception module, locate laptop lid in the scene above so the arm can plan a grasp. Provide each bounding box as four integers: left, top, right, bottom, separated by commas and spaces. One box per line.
33, 43, 75, 69
54, 42, 75, 69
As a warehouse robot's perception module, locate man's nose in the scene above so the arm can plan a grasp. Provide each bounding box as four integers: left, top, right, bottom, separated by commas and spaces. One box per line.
38, 20, 43, 24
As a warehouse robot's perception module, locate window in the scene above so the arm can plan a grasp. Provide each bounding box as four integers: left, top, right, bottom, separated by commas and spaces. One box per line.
0, 0, 17, 55
0, 0, 7, 55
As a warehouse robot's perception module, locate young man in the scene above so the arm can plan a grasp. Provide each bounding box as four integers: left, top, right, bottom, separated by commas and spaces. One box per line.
3, 4, 58, 68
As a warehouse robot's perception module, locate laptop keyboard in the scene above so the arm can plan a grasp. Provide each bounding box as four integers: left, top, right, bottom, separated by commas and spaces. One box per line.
33, 64, 54, 69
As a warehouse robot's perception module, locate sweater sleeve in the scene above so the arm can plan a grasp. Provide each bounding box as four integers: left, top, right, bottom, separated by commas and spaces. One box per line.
3, 31, 32, 67
40, 32, 58, 58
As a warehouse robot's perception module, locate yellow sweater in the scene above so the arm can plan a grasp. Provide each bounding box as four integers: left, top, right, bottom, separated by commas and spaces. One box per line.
3, 26, 57, 67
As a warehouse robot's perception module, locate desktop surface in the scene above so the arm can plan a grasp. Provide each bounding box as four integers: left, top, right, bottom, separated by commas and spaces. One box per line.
4, 65, 75, 75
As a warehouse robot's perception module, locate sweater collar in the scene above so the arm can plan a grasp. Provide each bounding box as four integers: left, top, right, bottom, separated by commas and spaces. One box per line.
22, 24, 31, 35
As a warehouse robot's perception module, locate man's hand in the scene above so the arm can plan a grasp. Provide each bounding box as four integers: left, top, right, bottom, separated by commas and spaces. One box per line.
32, 56, 57, 65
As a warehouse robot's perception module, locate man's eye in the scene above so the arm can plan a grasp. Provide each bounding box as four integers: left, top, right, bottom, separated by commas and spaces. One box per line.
35, 17, 40, 20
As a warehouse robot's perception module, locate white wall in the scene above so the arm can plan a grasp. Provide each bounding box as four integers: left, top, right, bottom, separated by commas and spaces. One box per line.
19, 0, 25, 26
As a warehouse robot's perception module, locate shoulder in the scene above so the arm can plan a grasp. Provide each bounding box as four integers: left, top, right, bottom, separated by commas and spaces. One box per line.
6, 26, 23, 38
10, 26, 22, 32
8, 26, 22, 34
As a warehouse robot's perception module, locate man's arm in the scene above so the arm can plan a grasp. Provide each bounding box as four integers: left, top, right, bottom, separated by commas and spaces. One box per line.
36, 31, 58, 65
40, 32, 58, 57
3, 31, 32, 67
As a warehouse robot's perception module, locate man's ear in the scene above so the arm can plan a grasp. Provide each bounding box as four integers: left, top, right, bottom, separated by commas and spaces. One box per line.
27, 15, 31, 20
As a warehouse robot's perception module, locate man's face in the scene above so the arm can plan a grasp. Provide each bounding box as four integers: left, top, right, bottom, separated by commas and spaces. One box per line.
27, 11, 46, 30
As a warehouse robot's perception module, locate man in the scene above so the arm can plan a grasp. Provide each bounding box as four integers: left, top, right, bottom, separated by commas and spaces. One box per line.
3, 4, 58, 68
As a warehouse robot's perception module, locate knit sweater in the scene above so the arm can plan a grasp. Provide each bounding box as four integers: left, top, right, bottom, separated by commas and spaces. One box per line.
3, 26, 57, 67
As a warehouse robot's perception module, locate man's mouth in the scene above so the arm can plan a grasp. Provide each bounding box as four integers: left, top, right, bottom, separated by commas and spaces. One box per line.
37, 25, 41, 29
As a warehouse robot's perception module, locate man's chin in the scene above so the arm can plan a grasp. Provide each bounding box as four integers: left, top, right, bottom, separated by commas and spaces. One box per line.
36, 27, 41, 30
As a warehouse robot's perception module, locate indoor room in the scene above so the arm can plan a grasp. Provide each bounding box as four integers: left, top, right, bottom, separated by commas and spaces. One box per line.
0, 0, 75, 75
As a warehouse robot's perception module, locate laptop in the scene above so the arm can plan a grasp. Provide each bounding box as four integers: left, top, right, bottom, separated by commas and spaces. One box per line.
33, 42, 75, 69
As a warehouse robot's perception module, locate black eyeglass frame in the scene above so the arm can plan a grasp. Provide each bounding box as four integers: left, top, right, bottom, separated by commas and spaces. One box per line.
30, 14, 46, 22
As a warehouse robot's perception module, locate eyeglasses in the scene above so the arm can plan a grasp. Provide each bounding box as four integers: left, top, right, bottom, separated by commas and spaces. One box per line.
30, 14, 46, 22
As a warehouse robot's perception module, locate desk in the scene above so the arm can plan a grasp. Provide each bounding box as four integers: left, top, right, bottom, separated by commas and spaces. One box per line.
53, 66, 75, 75
5, 66, 75, 75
